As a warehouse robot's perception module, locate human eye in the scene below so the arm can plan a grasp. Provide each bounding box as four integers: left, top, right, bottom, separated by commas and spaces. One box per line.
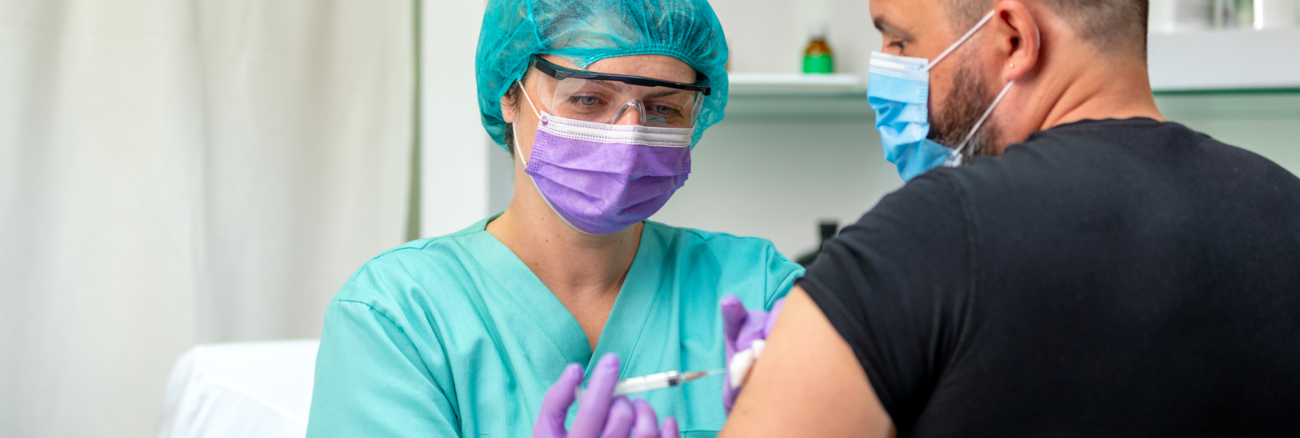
886, 40, 908, 54
561, 94, 609, 117
567, 95, 600, 107
650, 104, 682, 118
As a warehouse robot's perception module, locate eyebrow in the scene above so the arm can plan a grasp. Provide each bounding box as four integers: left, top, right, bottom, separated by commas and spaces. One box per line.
590, 81, 688, 100
592, 80, 629, 93
873, 15, 915, 40
642, 89, 685, 99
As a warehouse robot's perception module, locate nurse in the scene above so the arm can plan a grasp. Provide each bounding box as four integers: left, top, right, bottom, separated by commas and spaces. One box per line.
305, 0, 802, 436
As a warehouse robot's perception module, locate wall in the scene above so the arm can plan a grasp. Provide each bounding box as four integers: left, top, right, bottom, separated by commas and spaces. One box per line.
1155, 93, 1300, 176
421, 0, 492, 238
653, 99, 894, 258
710, 0, 880, 76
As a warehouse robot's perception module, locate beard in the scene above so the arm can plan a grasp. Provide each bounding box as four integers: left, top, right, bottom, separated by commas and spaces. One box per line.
927, 61, 1002, 161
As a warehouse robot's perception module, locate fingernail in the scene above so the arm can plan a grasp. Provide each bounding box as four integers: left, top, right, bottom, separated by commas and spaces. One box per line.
720, 295, 740, 307
565, 363, 582, 376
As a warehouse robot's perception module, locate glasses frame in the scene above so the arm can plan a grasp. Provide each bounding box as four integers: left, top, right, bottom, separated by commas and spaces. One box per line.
531, 56, 711, 96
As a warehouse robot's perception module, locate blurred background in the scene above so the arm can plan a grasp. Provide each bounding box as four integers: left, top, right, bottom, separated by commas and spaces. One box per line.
2, 0, 1298, 436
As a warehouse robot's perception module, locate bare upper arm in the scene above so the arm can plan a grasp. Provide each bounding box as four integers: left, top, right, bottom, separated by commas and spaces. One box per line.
718, 286, 894, 438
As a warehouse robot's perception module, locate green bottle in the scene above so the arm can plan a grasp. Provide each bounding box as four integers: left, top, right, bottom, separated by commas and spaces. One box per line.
802, 24, 833, 74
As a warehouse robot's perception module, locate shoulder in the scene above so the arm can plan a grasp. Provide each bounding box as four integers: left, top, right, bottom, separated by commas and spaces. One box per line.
331, 221, 489, 308
854, 169, 969, 235
643, 222, 804, 307
943, 118, 1300, 210
643, 221, 789, 263
973, 118, 1285, 180
806, 171, 971, 303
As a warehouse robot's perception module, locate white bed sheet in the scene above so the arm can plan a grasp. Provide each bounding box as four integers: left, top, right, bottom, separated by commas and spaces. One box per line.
156, 340, 320, 438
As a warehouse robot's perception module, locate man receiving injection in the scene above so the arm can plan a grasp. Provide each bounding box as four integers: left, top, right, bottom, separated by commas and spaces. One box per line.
718, 0, 1300, 435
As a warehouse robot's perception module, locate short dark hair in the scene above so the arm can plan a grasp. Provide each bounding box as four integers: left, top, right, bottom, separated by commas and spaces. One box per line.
945, 0, 1148, 58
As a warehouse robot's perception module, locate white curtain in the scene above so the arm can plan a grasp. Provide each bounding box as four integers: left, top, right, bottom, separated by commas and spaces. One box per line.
0, 1, 413, 436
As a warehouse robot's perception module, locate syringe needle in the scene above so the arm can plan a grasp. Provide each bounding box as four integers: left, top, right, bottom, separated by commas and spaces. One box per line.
575, 368, 725, 398
681, 368, 725, 382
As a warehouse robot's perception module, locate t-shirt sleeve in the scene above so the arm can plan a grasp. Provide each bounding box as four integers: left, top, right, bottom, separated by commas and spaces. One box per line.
306, 267, 460, 437
797, 172, 974, 428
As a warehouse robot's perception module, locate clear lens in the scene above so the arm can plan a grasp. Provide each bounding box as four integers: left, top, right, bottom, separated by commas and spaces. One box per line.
538, 75, 703, 128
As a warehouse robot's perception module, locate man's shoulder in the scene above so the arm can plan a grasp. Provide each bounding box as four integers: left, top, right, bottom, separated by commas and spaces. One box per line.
1003, 118, 1284, 172
926, 117, 1300, 254
948, 118, 1298, 196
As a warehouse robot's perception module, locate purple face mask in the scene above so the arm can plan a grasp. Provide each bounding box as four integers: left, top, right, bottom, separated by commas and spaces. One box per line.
515, 84, 693, 235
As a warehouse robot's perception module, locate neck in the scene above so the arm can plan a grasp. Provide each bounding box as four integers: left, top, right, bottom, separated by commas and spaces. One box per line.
1002, 52, 1165, 151
486, 164, 643, 303
1043, 57, 1165, 129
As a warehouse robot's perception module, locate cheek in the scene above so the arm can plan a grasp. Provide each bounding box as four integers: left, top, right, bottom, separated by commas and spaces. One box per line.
514, 117, 539, 159
926, 70, 955, 114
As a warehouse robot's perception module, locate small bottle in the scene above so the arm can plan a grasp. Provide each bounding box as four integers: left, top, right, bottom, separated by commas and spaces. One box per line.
1234, 0, 1254, 28
802, 24, 834, 74
1213, 0, 1237, 27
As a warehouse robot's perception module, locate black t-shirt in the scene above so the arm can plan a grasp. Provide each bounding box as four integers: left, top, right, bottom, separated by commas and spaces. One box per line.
800, 118, 1300, 437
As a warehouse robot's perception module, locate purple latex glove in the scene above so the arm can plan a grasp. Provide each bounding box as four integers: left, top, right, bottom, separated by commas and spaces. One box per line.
534, 353, 680, 438
720, 295, 786, 413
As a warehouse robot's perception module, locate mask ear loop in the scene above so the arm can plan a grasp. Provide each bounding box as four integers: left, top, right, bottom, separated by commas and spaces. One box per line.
945, 79, 1014, 166
919, 9, 997, 166
510, 82, 599, 237
514, 79, 542, 166
937, 12, 1042, 166
924, 10, 997, 72
516, 79, 541, 119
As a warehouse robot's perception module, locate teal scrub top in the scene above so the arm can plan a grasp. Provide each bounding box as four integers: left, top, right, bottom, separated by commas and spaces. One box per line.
306, 216, 803, 437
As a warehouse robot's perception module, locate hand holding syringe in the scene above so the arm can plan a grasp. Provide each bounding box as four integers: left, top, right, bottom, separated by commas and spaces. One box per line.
574, 368, 725, 398
570, 295, 782, 403
720, 295, 786, 413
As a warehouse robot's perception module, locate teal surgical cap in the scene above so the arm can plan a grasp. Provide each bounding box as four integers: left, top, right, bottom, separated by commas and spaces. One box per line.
475, 0, 730, 149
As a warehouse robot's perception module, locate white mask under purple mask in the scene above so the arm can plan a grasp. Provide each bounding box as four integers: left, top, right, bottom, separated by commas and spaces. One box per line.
514, 80, 693, 235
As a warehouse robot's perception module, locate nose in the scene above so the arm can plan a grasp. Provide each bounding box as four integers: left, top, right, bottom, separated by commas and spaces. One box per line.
608, 100, 646, 126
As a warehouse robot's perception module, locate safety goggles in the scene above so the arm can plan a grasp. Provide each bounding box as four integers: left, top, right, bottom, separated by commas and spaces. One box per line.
531, 56, 711, 128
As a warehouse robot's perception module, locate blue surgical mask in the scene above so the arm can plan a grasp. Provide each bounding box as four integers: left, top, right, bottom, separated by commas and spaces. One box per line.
867, 11, 1015, 181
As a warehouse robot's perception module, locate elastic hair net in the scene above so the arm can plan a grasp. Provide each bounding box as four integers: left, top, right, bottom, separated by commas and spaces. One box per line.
475, 0, 730, 149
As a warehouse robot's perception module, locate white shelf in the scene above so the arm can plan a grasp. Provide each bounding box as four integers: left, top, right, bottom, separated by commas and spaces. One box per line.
724, 73, 870, 119
721, 30, 1300, 119
1148, 28, 1300, 92
728, 73, 866, 96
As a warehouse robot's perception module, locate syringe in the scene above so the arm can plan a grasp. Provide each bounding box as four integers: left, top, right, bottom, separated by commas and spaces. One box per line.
574, 368, 725, 399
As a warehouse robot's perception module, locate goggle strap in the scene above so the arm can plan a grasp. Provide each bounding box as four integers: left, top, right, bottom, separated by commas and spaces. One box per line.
925, 10, 997, 72
533, 56, 710, 94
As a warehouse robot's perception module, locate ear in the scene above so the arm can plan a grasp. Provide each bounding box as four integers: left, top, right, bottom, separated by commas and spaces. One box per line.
500, 85, 518, 124
992, 0, 1041, 82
